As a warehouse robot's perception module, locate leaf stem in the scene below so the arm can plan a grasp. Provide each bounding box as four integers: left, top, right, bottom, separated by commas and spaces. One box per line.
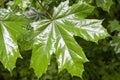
37, 0, 53, 20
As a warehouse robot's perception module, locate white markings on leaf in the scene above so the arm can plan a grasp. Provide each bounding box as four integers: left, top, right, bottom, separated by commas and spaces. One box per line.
53, 0, 70, 18
81, 26, 105, 39
35, 24, 51, 45
2, 24, 17, 56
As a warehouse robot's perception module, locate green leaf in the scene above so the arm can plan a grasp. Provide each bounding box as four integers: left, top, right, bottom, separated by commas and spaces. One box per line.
0, 11, 29, 71
107, 20, 120, 33
110, 34, 120, 54
79, 0, 92, 3
53, 1, 94, 19
63, 19, 109, 42
96, 0, 113, 12
18, 30, 35, 51
14, 0, 31, 10
30, 1, 109, 78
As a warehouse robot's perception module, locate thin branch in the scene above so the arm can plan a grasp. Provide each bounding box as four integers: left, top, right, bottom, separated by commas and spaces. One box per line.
45, 11, 53, 20
36, 0, 53, 20
36, 0, 45, 10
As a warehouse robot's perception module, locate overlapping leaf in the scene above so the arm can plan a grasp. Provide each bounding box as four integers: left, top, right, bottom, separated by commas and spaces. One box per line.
107, 20, 120, 33
110, 35, 120, 54
0, 11, 29, 71
30, 1, 109, 78
107, 20, 120, 54
96, 0, 113, 12
14, 0, 31, 10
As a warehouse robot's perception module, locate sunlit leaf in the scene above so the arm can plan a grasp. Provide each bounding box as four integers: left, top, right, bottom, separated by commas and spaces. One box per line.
14, 0, 31, 10
0, 11, 29, 71
30, 1, 109, 78
62, 19, 109, 42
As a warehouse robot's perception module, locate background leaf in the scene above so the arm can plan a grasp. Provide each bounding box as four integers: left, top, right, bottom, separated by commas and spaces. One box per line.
96, 0, 113, 12
110, 34, 120, 54
14, 0, 31, 10
107, 20, 120, 33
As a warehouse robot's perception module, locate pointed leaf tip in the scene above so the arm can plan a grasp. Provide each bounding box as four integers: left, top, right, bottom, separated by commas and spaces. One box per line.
30, 1, 109, 78
0, 10, 30, 72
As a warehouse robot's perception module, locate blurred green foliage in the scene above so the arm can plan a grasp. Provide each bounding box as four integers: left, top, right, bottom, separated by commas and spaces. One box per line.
0, 38, 120, 80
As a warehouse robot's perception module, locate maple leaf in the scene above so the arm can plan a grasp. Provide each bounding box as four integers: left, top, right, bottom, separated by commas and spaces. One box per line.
30, 1, 109, 77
